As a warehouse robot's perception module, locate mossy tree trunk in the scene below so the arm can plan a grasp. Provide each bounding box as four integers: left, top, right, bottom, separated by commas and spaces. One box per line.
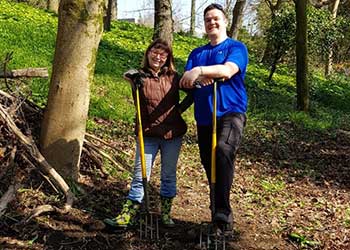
47, 0, 59, 13
153, 0, 173, 45
40, 0, 105, 180
295, 0, 309, 112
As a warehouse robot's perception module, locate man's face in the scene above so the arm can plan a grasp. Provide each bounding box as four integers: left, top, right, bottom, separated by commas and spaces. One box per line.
204, 9, 227, 37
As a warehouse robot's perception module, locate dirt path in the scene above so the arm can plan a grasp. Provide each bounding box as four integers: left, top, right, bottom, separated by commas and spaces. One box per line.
1, 121, 350, 249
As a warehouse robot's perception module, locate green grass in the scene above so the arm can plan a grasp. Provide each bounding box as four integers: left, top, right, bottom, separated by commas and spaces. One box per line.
1, 0, 350, 134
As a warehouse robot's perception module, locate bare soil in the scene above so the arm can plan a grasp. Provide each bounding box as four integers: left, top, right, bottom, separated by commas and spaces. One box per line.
1, 114, 350, 250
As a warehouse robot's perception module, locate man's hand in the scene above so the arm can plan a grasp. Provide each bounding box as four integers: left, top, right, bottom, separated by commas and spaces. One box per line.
196, 76, 214, 86
179, 67, 201, 88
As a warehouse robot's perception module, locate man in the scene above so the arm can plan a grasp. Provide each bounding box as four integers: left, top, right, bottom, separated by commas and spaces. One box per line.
180, 3, 248, 229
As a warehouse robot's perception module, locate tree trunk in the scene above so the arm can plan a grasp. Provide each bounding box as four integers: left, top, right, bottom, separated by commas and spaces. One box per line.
40, 0, 104, 180
153, 0, 173, 45
112, 0, 117, 20
325, 0, 340, 76
295, 0, 309, 112
47, 0, 59, 14
104, 0, 113, 31
189, 0, 195, 36
228, 0, 246, 39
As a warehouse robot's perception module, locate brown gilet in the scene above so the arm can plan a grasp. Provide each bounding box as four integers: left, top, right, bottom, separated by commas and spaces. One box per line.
132, 68, 187, 140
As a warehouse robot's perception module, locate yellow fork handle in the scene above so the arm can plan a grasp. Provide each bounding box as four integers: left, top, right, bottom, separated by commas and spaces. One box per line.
135, 87, 149, 211
211, 80, 217, 186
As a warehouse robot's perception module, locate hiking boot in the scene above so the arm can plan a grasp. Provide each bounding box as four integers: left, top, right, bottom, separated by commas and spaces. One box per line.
161, 197, 175, 227
104, 199, 140, 227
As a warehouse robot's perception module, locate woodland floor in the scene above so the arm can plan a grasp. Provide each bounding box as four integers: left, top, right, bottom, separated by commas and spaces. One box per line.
1, 100, 350, 250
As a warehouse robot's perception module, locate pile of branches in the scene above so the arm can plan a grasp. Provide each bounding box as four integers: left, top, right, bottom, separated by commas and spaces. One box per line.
0, 86, 131, 224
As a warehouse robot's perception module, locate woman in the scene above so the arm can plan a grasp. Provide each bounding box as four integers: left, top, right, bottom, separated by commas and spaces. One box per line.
104, 39, 192, 227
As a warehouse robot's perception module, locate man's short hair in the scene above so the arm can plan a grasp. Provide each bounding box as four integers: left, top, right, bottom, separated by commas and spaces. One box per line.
203, 3, 226, 17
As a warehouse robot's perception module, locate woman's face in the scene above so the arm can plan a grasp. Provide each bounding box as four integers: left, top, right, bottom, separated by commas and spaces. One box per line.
147, 48, 168, 72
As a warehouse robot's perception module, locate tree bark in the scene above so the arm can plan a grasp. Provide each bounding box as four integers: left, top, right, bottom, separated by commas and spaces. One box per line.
104, 0, 113, 31
112, 0, 117, 20
228, 0, 246, 39
40, 0, 104, 180
153, 0, 173, 45
189, 0, 196, 36
47, 0, 59, 14
295, 0, 309, 112
325, 0, 340, 76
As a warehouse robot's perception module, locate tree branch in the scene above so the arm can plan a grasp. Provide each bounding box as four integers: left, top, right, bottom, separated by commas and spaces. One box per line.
0, 67, 48, 78
84, 139, 131, 173
0, 183, 22, 218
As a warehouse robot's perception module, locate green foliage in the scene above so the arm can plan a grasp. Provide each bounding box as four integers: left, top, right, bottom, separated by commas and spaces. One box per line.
266, 7, 296, 56
345, 208, 350, 228
0, 0, 56, 105
260, 179, 285, 193
288, 232, 321, 248
308, 6, 345, 65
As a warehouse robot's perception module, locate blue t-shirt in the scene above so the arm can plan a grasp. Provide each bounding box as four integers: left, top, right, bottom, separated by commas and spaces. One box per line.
185, 38, 248, 126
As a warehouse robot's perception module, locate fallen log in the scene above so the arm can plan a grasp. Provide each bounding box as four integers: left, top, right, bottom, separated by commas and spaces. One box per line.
0, 67, 48, 78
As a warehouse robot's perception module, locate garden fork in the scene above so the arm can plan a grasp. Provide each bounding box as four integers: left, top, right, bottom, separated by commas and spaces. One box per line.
134, 75, 159, 240
199, 78, 228, 250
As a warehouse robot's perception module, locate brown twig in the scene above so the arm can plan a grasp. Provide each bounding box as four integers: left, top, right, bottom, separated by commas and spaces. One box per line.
24, 204, 58, 223
0, 103, 75, 210
0, 183, 22, 218
82, 147, 108, 177
85, 132, 131, 157
0, 89, 42, 115
21, 153, 60, 194
0, 146, 17, 180
84, 139, 131, 173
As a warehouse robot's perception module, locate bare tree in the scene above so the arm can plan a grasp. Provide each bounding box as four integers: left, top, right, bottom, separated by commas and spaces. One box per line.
325, 0, 340, 76
228, 0, 247, 39
40, 0, 105, 180
153, 0, 173, 45
189, 0, 196, 35
295, 0, 309, 112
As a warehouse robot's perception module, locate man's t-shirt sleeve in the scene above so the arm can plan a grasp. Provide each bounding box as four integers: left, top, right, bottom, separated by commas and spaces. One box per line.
184, 51, 195, 71
226, 42, 248, 74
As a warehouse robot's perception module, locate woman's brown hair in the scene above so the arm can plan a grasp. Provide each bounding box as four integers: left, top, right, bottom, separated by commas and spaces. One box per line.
142, 38, 176, 74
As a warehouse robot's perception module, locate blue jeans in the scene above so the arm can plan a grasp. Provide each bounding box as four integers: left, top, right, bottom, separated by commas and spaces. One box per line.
128, 136, 183, 203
